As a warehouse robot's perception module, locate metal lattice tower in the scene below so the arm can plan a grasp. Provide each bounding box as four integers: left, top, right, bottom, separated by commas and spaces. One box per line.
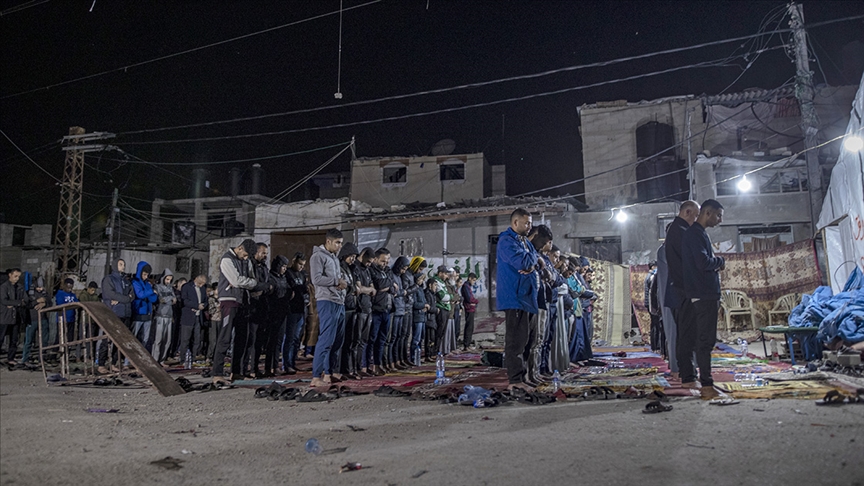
54, 127, 87, 283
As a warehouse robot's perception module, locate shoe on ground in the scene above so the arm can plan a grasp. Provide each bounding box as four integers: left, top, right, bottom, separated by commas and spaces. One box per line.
682, 381, 702, 389
700, 386, 722, 400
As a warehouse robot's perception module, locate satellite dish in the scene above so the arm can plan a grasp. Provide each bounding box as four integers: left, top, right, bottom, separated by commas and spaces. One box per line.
430, 139, 456, 156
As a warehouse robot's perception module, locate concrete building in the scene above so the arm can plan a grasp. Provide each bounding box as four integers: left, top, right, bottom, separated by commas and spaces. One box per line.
349, 153, 505, 210
0, 223, 55, 283
572, 85, 859, 264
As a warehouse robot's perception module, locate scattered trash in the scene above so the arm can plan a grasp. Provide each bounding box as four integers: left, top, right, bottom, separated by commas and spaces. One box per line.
305, 438, 323, 455
61, 420, 73, 423
340, 462, 362, 473
412, 470, 428, 478
685, 443, 715, 450
481, 416, 491, 420
346, 424, 365, 432
181, 449, 193, 455
321, 447, 347, 455
172, 429, 197, 436
86, 408, 119, 413
46, 374, 67, 382
752, 408, 766, 412
150, 456, 184, 470
708, 399, 739, 406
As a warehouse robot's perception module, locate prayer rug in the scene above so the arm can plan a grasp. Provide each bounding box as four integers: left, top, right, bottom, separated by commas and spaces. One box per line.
590, 259, 632, 346
716, 380, 841, 400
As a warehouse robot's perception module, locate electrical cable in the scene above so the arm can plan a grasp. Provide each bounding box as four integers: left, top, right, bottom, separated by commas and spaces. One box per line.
0, 0, 383, 100
0, 129, 62, 182
112, 14, 864, 138
116, 50, 778, 146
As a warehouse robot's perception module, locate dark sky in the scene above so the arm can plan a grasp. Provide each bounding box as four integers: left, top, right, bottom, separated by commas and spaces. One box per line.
2, 0, 863, 227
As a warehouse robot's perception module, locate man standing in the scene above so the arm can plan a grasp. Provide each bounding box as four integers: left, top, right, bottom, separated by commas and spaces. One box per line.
431, 265, 453, 355
369, 248, 394, 375
460, 273, 479, 351
179, 274, 207, 362
131, 262, 157, 351
215, 239, 266, 384
22, 276, 51, 365
655, 238, 679, 379
246, 242, 271, 377
496, 208, 539, 391
282, 253, 309, 374
152, 269, 175, 364
99, 259, 133, 373
337, 243, 359, 378
0, 268, 26, 365
309, 229, 347, 387
663, 201, 699, 381
353, 248, 376, 376
681, 199, 725, 399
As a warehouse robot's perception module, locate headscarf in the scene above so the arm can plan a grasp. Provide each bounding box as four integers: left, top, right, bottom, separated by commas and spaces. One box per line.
408, 256, 426, 274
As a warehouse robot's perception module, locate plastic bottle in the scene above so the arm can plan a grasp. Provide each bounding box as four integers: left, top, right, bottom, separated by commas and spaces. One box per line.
414, 348, 421, 366
184, 350, 192, 370
305, 438, 322, 455
552, 370, 561, 392
435, 353, 446, 384
739, 339, 749, 359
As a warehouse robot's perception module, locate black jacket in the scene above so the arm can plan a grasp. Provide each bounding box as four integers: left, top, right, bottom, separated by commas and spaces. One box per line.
681, 222, 725, 300
370, 263, 394, 313
663, 216, 690, 309
352, 264, 373, 313
180, 282, 207, 326
285, 268, 309, 314
0, 280, 26, 325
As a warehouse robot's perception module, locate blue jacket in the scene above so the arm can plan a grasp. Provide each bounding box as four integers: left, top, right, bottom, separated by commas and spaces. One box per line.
131, 261, 157, 319
55, 289, 78, 324
681, 222, 725, 300
495, 227, 539, 313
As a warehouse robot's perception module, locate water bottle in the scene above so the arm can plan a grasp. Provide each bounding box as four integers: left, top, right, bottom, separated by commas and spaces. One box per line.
552, 370, 561, 392
737, 339, 748, 358
754, 376, 764, 387
414, 348, 421, 366
184, 350, 192, 370
305, 438, 322, 455
435, 353, 446, 384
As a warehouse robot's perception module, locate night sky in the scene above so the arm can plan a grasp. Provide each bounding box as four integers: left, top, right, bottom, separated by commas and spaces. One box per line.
2, 1, 862, 228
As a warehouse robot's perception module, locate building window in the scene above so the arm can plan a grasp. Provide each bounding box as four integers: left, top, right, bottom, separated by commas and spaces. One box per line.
716, 167, 807, 195
440, 162, 465, 182
382, 164, 407, 185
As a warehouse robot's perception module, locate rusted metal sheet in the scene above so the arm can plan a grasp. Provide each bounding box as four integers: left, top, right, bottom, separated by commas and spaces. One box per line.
39, 302, 186, 397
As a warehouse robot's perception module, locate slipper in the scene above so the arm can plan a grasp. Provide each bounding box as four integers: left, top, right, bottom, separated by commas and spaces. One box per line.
642, 400, 673, 414
296, 389, 332, 403
815, 390, 847, 405
278, 388, 300, 401
254, 387, 271, 399
373, 385, 411, 397
646, 390, 669, 402
708, 398, 740, 406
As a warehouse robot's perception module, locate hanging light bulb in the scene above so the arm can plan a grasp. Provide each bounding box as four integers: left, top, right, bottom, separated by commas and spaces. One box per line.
615, 209, 628, 222
737, 175, 752, 192
843, 135, 863, 152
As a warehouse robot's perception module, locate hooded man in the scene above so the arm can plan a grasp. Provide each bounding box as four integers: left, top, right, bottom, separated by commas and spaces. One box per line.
337, 242, 360, 379
264, 255, 292, 377
78, 281, 100, 303
397, 255, 419, 368
245, 242, 272, 378
22, 276, 51, 364
432, 265, 453, 355
214, 239, 267, 384
388, 255, 410, 370
309, 228, 347, 387
152, 269, 175, 363
353, 247, 376, 376
282, 252, 309, 374
131, 262, 158, 351
99, 258, 133, 373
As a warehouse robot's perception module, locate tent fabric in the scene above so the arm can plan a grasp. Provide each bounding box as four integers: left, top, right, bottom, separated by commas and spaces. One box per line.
817, 72, 864, 285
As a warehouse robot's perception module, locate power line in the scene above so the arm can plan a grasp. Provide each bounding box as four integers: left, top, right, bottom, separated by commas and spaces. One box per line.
0, 129, 62, 182
114, 13, 864, 138
98, 140, 351, 166
0, 0, 49, 16
0, 0, 383, 100
116, 50, 776, 146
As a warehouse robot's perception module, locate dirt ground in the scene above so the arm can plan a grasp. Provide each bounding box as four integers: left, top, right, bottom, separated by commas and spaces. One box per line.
1, 367, 863, 486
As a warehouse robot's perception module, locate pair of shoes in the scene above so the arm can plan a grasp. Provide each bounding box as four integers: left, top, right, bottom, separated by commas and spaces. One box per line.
699, 386, 722, 400
284, 367, 297, 375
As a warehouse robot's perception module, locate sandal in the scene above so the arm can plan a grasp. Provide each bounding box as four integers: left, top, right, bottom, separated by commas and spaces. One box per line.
296, 389, 332, 403
708, 398, 740, 406
373, 385, 411, 397
642, 400, 673, 414
278, 388, 300, 401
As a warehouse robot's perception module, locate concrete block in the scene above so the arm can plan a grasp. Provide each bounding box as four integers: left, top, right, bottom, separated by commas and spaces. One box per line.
838, 353, 861, 367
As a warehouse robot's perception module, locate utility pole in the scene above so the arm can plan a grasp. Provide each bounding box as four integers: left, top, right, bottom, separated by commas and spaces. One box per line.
105, 187, 119, 276
54, 128, 115, 286
788, 2, 823, 233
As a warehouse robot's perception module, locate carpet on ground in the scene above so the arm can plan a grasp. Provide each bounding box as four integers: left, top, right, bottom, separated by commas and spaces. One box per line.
590, 258, 632, 346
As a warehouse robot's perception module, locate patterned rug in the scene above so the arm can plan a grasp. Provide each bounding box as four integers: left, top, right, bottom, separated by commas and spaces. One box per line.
590, 258, 632, 346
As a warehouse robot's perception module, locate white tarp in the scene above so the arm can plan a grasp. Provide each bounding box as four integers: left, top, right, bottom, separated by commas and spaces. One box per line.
817, 72, 864, 284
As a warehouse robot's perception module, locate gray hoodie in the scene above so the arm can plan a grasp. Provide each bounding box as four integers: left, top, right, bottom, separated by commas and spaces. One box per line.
154, 268, 175, 318
309, 244, 345, 305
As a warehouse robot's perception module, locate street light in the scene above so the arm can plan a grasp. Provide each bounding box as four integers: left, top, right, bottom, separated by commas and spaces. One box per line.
843, 135, 863, 152
615, 209, 628, 223
737, 175, 752, 192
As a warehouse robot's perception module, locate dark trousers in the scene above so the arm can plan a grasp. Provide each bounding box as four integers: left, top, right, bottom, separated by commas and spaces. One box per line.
340, 308, 358, 375
22, 316, 50, 362
231, 307, 256, 377
424, 318, 436, 359
0, 322, 21, 361
212, 305, 246, 377
371, 311, 390, 366
649, 314, 662, 352
677, 299, 719, 387
462, 311, 475, 349
178, 323, 202, 358
504, 309, 536, 385
265, 310, 287, 375
387, 315, 404, 365
434, 308, 450, 354
396, 312, 411, 363
453, 308, 461, 345
97, 316, 130, 367
355, 311, 372, 369
243, 321, 259, 373
282, 312, 304, 371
